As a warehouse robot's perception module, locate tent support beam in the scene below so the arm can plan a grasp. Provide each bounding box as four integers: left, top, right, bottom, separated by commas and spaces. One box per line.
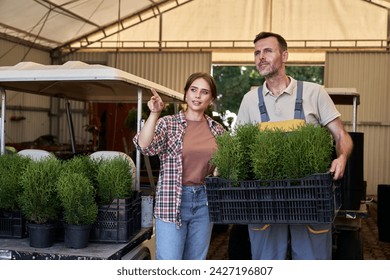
0, 88, 5, 155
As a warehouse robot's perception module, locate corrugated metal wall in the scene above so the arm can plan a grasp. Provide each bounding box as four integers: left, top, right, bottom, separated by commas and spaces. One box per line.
0, 39, 91, 148
4, 93, 90, 149
325, 52, 390, 196
60, 52, 108, 66
107, 52, 212, 93
0, 39, 52, 145
64, 51, 212, 93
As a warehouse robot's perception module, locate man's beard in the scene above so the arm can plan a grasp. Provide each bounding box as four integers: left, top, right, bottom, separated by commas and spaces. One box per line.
258, 66, 278, 79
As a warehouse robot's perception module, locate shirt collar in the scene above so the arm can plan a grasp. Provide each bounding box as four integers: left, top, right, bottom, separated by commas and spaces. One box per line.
263, 76, 297, 96
178, 110, 218, 129
178, 110, 186, 124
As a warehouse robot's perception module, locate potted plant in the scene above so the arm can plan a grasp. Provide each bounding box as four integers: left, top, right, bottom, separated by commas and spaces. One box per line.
0, 154, 31, 238
95, 156, 135, 205
0, 154, 31, 211
19, 156, 62, 248
90, 154, 136, 243
56, 157, 98, 249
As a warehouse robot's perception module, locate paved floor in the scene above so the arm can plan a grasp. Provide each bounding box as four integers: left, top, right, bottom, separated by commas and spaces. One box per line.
207, 198, 390, 260
361, 200, 390, 260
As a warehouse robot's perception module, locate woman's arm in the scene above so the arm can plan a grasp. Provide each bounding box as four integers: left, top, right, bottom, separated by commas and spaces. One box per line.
138, 89, 165, 148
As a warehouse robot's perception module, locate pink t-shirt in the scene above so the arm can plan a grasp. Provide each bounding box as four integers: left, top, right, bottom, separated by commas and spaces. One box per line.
182, 119, 217, 185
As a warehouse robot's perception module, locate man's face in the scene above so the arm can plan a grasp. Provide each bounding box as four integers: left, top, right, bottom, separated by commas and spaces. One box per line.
253, 36, 288, 78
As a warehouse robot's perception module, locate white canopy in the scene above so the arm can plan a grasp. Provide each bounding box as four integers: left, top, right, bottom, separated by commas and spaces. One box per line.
0, 61, 183, 103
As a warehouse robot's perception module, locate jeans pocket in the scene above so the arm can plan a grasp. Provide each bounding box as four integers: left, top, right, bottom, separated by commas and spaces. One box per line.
306, 224, 331, 234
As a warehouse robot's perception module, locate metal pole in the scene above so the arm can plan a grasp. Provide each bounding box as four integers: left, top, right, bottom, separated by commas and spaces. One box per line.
65, 99, 77, 154
352, 96, 357, 132
136, 87, 143, 191
0, 88, 6, 155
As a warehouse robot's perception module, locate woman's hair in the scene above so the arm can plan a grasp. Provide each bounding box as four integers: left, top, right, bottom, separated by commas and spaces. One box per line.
183, 72, 218, 101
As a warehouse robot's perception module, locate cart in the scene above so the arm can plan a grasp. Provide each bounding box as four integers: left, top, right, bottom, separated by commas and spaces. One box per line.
0, 227, 153, 260
0, 61, 183, 260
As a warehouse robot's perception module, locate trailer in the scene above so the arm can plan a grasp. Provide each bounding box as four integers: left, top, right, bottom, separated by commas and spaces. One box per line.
0, 228, 154, 260
0, 61, 183, 260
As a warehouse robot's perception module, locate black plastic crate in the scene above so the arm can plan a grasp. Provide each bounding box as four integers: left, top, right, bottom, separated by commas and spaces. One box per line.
205, 173, 341, 225
0, 210, 27, 238
89, 198, 134, 243
132, 192, 142, 235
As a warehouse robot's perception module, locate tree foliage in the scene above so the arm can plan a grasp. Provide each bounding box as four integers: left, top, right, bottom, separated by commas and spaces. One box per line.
213, 65, 324, 115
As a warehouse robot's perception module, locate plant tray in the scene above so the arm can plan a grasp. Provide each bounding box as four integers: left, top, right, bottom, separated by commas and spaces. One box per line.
89, 198, 134, 243
0, 210, 27, 238
205, 173, 341, 225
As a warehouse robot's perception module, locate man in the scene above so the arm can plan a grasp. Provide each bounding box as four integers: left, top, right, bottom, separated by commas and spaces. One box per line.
236, 31, 353, 260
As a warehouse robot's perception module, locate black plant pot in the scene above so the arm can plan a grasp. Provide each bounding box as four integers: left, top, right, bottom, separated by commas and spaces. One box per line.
28, 222, 56, 248
64, 224, 92, 249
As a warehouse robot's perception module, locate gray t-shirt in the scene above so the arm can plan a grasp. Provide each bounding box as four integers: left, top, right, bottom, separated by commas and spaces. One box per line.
236, 77, 340, 126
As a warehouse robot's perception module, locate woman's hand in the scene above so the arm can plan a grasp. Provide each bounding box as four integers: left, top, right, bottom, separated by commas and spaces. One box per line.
137, 89, 165, 148
148, 88, 165, 113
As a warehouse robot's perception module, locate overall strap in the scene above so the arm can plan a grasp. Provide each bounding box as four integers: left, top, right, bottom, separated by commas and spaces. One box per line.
257, 86, 270, 122
294, 80, 305, 120
258, 80, 305, 122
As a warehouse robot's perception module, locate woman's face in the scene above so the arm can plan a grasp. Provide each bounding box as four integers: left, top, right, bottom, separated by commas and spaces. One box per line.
185, 78, 214, 113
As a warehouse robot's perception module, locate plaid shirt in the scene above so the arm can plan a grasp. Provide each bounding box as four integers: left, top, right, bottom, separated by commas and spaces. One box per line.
133, 110, 225, 226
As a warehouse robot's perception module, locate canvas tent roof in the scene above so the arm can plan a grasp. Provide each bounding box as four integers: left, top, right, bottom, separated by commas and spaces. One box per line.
0, 0, 389, 64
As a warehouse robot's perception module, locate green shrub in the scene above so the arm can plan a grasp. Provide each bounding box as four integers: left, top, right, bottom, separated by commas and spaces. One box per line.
0, 154, 31, 210
285, 124, 334, 178
96, 157, 134, 205
19, 157, 62, 224
251, 124, 333, 180
61, 155, 99, 188
235, 123, 262, 179
212, 124, 334, 181
251, 128, 287, 180
56, 172, 98, 225
211, 131, 245, 181
211, 123, 261, 181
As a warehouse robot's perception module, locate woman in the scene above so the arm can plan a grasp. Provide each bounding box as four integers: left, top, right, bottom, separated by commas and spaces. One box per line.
133, 72, 225, 260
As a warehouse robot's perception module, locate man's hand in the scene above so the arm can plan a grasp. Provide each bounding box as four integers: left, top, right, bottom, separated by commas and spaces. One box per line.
329, 155, 347, 180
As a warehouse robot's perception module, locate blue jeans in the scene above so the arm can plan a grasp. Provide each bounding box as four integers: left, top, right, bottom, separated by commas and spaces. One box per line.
155, 185, 213, 260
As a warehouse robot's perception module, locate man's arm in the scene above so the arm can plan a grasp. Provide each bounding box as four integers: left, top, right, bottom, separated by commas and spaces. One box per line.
325, 117, 353, 180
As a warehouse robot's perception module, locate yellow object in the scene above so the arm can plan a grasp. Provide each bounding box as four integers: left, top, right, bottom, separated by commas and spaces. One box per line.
258, 119, 305, 132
